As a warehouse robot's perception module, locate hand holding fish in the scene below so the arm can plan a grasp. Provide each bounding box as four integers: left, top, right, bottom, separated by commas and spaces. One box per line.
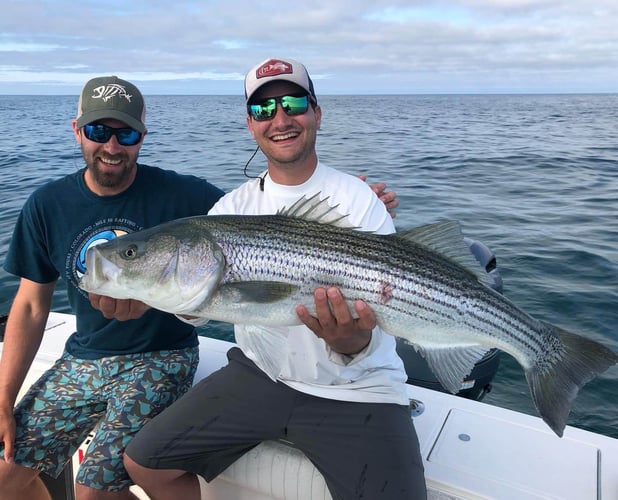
89, 293, 150, 321
296, 287, 374, 356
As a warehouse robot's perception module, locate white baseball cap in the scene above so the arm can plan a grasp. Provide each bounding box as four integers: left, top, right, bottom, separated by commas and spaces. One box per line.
244, 58, 317, 104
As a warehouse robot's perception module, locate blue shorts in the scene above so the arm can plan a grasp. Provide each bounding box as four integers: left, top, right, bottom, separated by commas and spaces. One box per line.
3, 347, 198, 492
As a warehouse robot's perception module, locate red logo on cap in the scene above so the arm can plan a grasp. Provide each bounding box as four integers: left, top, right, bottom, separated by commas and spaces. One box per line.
256, 59, 293, 80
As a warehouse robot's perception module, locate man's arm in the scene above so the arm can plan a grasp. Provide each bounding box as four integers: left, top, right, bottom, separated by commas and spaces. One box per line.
0, 278, 55, 462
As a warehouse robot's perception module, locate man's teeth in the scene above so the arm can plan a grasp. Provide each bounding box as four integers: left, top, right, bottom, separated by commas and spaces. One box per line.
101, 158, 122, 165
273, 132, 298, 141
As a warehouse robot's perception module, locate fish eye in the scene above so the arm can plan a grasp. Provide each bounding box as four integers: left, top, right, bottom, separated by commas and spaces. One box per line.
122, 244, 138, 260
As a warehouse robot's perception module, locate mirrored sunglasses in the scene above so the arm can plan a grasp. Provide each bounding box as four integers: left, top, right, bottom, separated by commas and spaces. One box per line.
83, 123, 142, 146
247, 95, 309, 121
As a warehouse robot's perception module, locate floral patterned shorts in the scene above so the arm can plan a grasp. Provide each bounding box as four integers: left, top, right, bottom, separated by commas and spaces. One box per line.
3, 347, 198, 491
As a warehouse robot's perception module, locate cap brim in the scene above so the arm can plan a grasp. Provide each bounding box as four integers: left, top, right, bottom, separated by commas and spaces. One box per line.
76, 110, 146, 132
246, 79, 315, 104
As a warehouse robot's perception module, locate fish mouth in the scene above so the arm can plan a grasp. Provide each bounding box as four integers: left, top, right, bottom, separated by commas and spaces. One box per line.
79, 246, 121, 292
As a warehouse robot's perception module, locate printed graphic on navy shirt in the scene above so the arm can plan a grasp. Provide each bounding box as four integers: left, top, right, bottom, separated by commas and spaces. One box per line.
67, 217, 142, 297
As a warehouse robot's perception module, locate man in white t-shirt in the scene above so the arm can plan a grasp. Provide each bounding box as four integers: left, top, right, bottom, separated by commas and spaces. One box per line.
124, 58, 427, 500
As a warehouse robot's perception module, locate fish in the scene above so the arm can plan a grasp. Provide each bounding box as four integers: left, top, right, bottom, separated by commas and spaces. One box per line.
79, 194, 617, 437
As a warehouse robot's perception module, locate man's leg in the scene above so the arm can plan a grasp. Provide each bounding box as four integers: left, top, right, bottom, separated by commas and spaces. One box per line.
123, 458, 200, 500
75, 347, 198, 497
289, 396, 427, 500
74, 482, 141, 499
0, 461, 51, 500
0, 353, 106, 500
125, 347, 295, 500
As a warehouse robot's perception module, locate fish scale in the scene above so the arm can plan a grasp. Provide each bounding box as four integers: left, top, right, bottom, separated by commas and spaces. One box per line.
199, 214, 591, 399
79, 195, 617, 437
209, 215, 544, 355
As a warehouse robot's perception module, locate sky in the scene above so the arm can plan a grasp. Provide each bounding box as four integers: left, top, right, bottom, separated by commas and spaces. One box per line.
1, 0, 617, 95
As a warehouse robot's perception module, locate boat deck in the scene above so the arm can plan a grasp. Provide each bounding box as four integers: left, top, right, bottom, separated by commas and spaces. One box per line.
5, 312, 618, 499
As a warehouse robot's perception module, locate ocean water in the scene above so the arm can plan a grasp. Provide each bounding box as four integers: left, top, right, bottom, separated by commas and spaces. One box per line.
1, 94, 617, 439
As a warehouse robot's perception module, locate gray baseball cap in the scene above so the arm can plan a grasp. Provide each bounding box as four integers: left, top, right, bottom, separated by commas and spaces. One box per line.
76, 76, 146, 132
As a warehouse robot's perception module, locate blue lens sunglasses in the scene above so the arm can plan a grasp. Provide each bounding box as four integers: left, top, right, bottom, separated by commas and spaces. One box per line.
82, 123, 142, 146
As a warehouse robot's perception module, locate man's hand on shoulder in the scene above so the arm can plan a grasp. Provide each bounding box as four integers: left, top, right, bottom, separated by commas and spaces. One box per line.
359, 175, 399, 219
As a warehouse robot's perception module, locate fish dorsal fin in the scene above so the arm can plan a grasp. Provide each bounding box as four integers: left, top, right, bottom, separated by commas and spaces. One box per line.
396, 221, 494, 288
277, 193, 356, 228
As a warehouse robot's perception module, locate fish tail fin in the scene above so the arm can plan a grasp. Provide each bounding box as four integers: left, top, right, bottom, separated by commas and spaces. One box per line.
525, 323, 617, 437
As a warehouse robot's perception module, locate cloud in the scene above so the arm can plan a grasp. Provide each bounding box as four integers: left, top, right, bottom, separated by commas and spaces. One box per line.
1, 0, 617, 94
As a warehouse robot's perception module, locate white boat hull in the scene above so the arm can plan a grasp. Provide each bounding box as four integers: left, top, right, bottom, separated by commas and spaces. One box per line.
7, 312, 618, 500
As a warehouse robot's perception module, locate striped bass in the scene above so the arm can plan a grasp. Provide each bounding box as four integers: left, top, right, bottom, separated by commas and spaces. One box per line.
79, 195, 617, 437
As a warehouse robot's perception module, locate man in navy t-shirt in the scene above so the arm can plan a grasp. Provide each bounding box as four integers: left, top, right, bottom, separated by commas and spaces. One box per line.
0, 76, 224, 499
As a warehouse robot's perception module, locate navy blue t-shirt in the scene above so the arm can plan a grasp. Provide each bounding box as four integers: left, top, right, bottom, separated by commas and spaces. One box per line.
3, 164, 224, 359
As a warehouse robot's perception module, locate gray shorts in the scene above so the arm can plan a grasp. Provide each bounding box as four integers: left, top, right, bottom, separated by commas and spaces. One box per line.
127, 347, 427, 500
3, 347, 198, 492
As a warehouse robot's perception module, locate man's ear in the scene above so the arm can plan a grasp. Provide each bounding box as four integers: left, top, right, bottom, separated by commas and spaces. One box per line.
247, 115, 256, 140
72, 119, 82, 143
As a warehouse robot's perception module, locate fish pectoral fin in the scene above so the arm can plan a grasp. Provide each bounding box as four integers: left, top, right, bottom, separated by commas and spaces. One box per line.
218, 282, 299, 304
417, 345, 491, 394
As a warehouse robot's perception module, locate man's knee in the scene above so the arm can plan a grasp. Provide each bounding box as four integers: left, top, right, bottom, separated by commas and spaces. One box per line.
123, 453, 189, 491
0, 460, 48, 499
122, 453, 141, 481
0, 458, 36, 483
123, 453, 159, 486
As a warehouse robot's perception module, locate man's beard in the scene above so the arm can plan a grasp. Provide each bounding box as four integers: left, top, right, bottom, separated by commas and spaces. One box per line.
84, 153, 136, 190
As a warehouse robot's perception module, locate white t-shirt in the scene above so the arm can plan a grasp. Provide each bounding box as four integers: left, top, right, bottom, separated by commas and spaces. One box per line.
208, 161, 408, 405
